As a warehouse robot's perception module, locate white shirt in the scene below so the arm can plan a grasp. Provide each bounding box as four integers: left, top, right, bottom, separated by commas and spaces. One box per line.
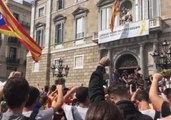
64, 104, 88, 120
140, 109, 156, 119
23, 107, 54, 120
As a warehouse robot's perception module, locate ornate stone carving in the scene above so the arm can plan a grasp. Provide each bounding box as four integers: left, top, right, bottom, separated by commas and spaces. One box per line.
117, 54, 138, 68
120, 1, 133, 24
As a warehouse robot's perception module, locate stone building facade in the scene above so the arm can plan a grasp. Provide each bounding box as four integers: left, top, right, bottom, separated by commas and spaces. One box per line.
0, 0, 31, 81
26, 0, 99, 87
97, 0, 171, 79
26, 0, 171, 87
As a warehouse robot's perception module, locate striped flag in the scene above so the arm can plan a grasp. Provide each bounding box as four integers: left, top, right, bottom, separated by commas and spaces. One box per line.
110, 0, 119, 32
0, 0, 42, 62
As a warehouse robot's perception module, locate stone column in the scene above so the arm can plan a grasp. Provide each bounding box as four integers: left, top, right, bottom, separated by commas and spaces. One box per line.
45, 0, 52, 86
30, 1, 36, 38
140, 43, 145, 79
153, 42, 158, 73
27, 1, 36, 57
45, 0, 52, 49
0, 35, 7, 81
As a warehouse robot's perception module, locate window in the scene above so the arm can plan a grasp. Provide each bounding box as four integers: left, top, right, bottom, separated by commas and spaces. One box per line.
9, 47, 17, 59
74, 55, 84, 69
55, 23, 64, 45
76, 17, 85, 39
73, 7, 88, 41
39, 7, 44, 17
148, 0, 160, 19
36, 29, 44, 47
32, 62, 39, 72
101, 7, 112, 30
13, 13, 19, 21
57, 0, 64, 10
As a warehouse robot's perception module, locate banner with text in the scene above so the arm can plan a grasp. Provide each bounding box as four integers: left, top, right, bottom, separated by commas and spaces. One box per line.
98, 20, 149, 44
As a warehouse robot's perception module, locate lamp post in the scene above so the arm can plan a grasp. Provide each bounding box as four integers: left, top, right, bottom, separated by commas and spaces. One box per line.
151, 40, 171, 90
51, 58, 69, 84
151, 40, 171, 70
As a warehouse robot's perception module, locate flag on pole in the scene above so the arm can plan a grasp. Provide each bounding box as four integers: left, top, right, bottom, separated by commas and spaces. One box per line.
110, 0, 119, 32
0, 0, 42, 62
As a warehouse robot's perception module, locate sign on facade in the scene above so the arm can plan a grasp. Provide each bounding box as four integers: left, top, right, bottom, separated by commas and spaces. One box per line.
98, 20, 149, 44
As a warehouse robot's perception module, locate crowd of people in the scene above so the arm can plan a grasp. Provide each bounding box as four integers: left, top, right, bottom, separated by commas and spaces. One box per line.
0, 56, 171, 120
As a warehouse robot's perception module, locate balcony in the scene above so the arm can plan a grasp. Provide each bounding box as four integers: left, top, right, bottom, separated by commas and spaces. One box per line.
8, 37, 20, 45
6, 57, 20, 65
149, 17, 162, 31
19, 21, 30, 29
97, 17, 163, 44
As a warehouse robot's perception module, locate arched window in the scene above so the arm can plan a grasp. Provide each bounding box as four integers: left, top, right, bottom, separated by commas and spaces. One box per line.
116, 54, 138, 69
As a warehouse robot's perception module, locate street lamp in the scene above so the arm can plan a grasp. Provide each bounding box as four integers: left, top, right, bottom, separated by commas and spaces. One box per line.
152, 40, 171, 70
51, 58, 69, 84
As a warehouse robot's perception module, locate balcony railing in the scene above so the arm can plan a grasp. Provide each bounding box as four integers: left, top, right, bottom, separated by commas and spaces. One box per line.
6, 57, 20, 65
149, 17, 162, 31
8, 37, 20, 45
19, 21, 30, 29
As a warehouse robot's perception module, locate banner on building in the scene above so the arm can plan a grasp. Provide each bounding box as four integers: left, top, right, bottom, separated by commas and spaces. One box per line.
99, 20, 149, 44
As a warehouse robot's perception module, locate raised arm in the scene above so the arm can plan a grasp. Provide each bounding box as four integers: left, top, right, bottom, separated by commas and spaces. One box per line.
149, 73, 164, 111
88, 56, 110, 103
0, 86, 3, 100
53, 84, 63, 112
63, 86, 80, 103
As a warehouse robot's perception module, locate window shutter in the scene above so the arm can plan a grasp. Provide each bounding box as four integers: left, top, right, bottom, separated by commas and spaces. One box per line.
107, 7, 112, 29
55, 25, 57, 44
101, 8, 106, 30
143, 0, 149, 20
40, 29, 43, 47
153, 0, 160, 17
61, 23, 64, 43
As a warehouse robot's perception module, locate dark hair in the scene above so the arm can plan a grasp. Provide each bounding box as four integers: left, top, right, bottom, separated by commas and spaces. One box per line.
25, 86, 40, 107
63, 87, 69, 96
107, 82, 128, 99
135, 90, 149, 102
44, 85, 49, 93
85, 101, 123, 120
163, 88, 171, 102
51, 85, 56, 92
4, 77, 29, 108
39, 93, 48, 105
76, 87, 88, 103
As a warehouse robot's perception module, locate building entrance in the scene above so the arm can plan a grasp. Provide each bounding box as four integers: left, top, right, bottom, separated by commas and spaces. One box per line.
115, 54, 138, 75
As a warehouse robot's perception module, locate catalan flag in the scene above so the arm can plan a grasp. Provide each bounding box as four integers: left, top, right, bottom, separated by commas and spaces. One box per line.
110, 0, 119, 32
0, 0, 42, 62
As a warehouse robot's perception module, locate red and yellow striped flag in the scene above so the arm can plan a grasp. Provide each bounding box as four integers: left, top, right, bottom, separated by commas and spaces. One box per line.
110, 0, 119, 32
0, 0, 42, 62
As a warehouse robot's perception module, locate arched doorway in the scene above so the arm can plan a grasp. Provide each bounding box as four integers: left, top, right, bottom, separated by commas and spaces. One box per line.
115, 54, 138, 75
